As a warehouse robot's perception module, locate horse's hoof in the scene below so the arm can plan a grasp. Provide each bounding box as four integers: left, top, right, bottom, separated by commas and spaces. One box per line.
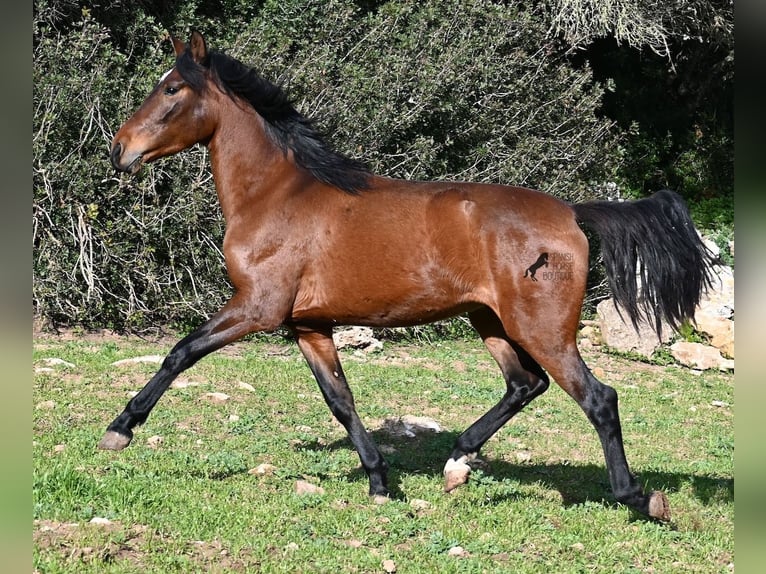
372, 494, 390, 505
648, 490, 671, 521
97, 430, 132, 451
443, 456, 472, 493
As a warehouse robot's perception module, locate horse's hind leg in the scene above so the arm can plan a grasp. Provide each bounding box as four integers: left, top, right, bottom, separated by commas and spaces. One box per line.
292, 325, 390, 497
529, 343, 671, 521
444, 308, 550, 492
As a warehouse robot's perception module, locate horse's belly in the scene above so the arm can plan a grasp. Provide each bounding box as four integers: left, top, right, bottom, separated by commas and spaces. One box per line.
290, 274, 484, 328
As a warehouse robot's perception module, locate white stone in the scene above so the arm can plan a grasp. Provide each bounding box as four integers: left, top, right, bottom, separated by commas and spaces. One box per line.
597, 299, 670, 357
670, 341, 733, 371
694, 264, 734, 358
448, 546, 469, 557
89, 517, 112, 525
111, 355, 163, 366
249, 463, 276, 475
333, 326, 383, 352
42, 358, 76, 368
203, 392, 230, 403
295, 480, 325, 495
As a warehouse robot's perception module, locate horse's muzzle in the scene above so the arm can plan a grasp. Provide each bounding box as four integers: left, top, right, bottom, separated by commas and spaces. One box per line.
110, 141, 143, 174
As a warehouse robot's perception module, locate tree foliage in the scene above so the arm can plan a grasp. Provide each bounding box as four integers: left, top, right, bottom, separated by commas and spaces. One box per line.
33, 0, 733, 332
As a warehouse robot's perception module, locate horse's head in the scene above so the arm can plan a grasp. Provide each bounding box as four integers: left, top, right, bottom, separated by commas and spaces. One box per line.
110, 31, 217, 174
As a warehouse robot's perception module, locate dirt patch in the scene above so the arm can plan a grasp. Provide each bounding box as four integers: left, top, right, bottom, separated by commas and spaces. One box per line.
34, 519, 152, 568
33, 519, 253, 571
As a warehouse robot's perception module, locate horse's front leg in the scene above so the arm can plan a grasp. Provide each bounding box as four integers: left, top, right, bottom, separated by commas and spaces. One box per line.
292, 325, 389, 497
98, 295, 268, 450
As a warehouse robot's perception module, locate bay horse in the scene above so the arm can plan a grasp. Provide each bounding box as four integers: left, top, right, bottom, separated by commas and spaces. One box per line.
102, 31, 714, 521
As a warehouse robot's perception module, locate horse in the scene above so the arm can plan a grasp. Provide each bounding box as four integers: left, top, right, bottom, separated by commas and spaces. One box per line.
102, 30, 715, 522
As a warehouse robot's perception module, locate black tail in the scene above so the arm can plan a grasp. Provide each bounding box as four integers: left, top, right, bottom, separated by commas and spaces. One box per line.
573, 189, 717, 336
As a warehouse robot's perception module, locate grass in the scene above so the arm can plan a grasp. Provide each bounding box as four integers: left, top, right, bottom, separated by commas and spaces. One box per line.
33, 333, 733, 573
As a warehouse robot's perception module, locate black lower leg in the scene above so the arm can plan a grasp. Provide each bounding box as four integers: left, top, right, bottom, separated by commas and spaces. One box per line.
100, 308, 254, 449
101, 329, 220, 445
311, 361, 389, 496
449, 375, 548, 461
579, 370, 669, 519
451, 316, 549, 462
295, 328, 389, 496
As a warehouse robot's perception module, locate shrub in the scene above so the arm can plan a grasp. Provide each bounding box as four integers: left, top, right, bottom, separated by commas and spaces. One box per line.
33, 0, 733, 333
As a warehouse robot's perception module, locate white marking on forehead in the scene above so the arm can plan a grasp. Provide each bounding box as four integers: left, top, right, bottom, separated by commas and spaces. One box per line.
157, 67, 173, 84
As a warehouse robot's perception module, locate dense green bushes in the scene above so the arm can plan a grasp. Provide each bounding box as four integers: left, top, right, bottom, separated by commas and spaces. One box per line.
33, 0, 733, 332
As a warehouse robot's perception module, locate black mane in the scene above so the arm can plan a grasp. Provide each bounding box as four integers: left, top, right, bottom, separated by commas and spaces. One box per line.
176, 48, 370, 194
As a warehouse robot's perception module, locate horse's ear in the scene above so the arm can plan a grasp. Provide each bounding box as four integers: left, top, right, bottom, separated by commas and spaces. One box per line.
171, 34, 186, 57
189, 30, 208, 65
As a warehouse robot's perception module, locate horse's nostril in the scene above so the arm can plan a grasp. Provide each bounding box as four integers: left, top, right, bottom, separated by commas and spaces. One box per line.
110, 142, 123, 170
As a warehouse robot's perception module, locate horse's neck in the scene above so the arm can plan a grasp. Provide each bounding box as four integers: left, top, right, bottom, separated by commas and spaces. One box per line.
207, 103, 293, 221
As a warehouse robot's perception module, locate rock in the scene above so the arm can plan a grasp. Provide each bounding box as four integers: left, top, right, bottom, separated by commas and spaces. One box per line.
579, 325, 600, 345
89, 517, 112, 525
36, 400, 56, 410
203, 392, 230, 404
170, 379, 201, 389
381, 415, 442, 437
295, 480, 325, 495
111, 355, 163, 366
401, 414, 441, 432
41, 358, 76, 368
694, 264, 734, 358
592, 367, 606, 379
597, 299, 670, 357
670, 342, 733, 371
695, 313, 734, 358
382, 559, 397, 573
515, 451, 532, 463
249, 463, 276, 475
409, 498, 431, 511
333, 326, 383, 352
237, 381, 256, 392
701, 264, 734, 309
597, 257, 735, 361
448, 546, 469, 557
702, 237, 720, 258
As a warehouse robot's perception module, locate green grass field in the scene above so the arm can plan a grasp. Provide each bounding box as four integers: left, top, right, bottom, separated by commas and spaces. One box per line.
33, 332, 733, 573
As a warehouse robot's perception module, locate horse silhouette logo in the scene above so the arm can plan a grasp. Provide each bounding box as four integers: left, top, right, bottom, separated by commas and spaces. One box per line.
523, 252, 549, 281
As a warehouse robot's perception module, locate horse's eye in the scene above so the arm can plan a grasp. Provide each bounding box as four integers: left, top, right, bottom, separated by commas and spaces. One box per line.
164, 86, 180, 96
